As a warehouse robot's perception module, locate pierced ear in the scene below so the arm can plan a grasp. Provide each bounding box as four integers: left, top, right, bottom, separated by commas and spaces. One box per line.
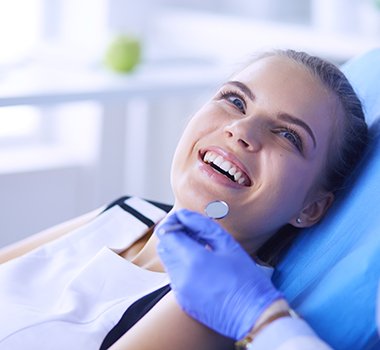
291, 191, 334, 228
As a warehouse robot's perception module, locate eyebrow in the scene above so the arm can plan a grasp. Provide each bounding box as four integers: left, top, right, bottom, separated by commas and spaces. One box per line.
277, 112, 317, 148
227, 81, 255, 101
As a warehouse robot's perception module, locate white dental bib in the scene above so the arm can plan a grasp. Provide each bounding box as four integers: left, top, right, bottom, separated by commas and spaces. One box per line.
0, 197, 169, 350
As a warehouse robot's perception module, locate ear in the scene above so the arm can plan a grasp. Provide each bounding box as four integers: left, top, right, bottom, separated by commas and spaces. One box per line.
290, 190, 335, 228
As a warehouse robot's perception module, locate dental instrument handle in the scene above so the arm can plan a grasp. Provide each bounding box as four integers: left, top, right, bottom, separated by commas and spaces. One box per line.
158, 200, 229, 235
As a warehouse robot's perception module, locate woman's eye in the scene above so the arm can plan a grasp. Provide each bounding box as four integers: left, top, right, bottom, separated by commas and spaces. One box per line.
228, 96, 245, 113
220, 91, 246, 114
278, 128, 303, 152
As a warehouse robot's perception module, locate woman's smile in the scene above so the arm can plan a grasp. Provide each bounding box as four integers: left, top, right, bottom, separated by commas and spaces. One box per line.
198, 147, 252, 187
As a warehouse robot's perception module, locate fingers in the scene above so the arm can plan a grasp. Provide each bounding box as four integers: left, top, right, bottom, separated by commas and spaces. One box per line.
155, 212, 182, 235
156, 209, 242, 254
176, 209, 241, 252
156, 225, 206, 265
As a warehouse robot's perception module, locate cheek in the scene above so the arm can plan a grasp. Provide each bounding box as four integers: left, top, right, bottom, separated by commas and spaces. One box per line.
262, 157, 314, 212
171, 106, 220, 165
170, 117, 203, 192
228, 163, 308, 234
171, 120, 199, 171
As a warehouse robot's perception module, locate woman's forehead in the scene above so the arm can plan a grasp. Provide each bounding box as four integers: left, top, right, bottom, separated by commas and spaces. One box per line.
230, 56, 333, 112
232, 55, 315, 86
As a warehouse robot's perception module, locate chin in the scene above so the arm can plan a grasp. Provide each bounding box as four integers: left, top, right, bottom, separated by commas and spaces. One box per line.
173, 200, 202, 214
172, 193, 208, 214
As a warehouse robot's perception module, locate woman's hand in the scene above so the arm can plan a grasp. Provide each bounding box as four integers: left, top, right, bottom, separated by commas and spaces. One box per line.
156, 209, 283, 340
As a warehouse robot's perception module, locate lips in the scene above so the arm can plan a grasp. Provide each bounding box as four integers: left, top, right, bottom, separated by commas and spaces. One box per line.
201, 149, 252, 186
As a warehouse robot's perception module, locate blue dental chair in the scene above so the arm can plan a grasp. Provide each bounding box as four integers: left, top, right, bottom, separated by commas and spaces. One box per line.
273, 49, 380, 349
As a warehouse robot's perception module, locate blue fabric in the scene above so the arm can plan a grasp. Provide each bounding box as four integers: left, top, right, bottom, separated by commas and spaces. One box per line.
273, 48, 380, 350
343, 49, 380, 125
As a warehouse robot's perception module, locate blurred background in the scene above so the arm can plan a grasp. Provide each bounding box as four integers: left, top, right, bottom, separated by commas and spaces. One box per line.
0, 0, 379, 247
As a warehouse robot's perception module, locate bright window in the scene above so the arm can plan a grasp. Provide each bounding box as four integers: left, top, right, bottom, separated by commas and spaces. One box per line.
0, 0, 43, 142
0, 0, 42, 66
0, 107, 42, 144
0, 102, 102, 173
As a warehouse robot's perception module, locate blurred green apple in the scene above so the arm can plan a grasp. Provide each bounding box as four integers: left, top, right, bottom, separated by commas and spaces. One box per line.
104, 35, 142, 73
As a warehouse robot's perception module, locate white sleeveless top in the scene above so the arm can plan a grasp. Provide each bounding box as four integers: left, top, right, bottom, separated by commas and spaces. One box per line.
0, 197, 170, 350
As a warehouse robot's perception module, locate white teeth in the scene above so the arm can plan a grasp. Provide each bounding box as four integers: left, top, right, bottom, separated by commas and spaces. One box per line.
220, 160, 232, 172
208, 153, 216, 162
234, 172, 242, 181
228, 167, 237, 176
214, 156, 223, 166
202, 151, 250, 186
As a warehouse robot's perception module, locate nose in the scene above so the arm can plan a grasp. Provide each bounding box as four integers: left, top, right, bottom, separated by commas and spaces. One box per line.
223, 118, 262, 152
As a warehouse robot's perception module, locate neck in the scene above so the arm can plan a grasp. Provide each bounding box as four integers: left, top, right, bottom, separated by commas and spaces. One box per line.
130, 228, 166, 273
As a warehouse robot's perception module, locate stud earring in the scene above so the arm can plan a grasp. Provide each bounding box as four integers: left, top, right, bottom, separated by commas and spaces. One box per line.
296, 217, 302, 224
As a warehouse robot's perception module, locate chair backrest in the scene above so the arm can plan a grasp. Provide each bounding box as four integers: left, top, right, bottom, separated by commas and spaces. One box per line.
273, 48, 380, 350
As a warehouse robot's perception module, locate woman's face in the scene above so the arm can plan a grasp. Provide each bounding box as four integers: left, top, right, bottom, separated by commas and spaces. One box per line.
170, 56, 339, 252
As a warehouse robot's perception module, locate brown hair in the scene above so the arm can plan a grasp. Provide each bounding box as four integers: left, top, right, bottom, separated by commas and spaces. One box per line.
256, 49, 368, 265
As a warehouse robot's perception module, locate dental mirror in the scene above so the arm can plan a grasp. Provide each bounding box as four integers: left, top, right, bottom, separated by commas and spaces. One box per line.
205, 200, 229, 220
156, 200, 229, 235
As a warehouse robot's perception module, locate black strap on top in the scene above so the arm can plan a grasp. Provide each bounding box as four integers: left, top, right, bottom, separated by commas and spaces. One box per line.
103, 196, 172, 216
99, 196, 173, 349
99, 284, 171, 349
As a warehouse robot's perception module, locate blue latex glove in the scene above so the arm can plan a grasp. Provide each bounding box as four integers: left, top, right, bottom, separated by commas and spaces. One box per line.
156, 209, 283, 340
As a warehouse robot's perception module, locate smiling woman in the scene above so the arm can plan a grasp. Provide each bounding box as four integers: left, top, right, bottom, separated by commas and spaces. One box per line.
0, 49, 368, 350
170, 51, 364, 256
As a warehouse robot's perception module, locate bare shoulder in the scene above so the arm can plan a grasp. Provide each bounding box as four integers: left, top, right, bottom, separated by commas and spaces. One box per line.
110, 291, 234, 350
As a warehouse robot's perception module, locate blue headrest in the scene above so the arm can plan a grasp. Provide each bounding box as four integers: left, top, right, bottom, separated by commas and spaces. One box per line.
273, 48, 380, 349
